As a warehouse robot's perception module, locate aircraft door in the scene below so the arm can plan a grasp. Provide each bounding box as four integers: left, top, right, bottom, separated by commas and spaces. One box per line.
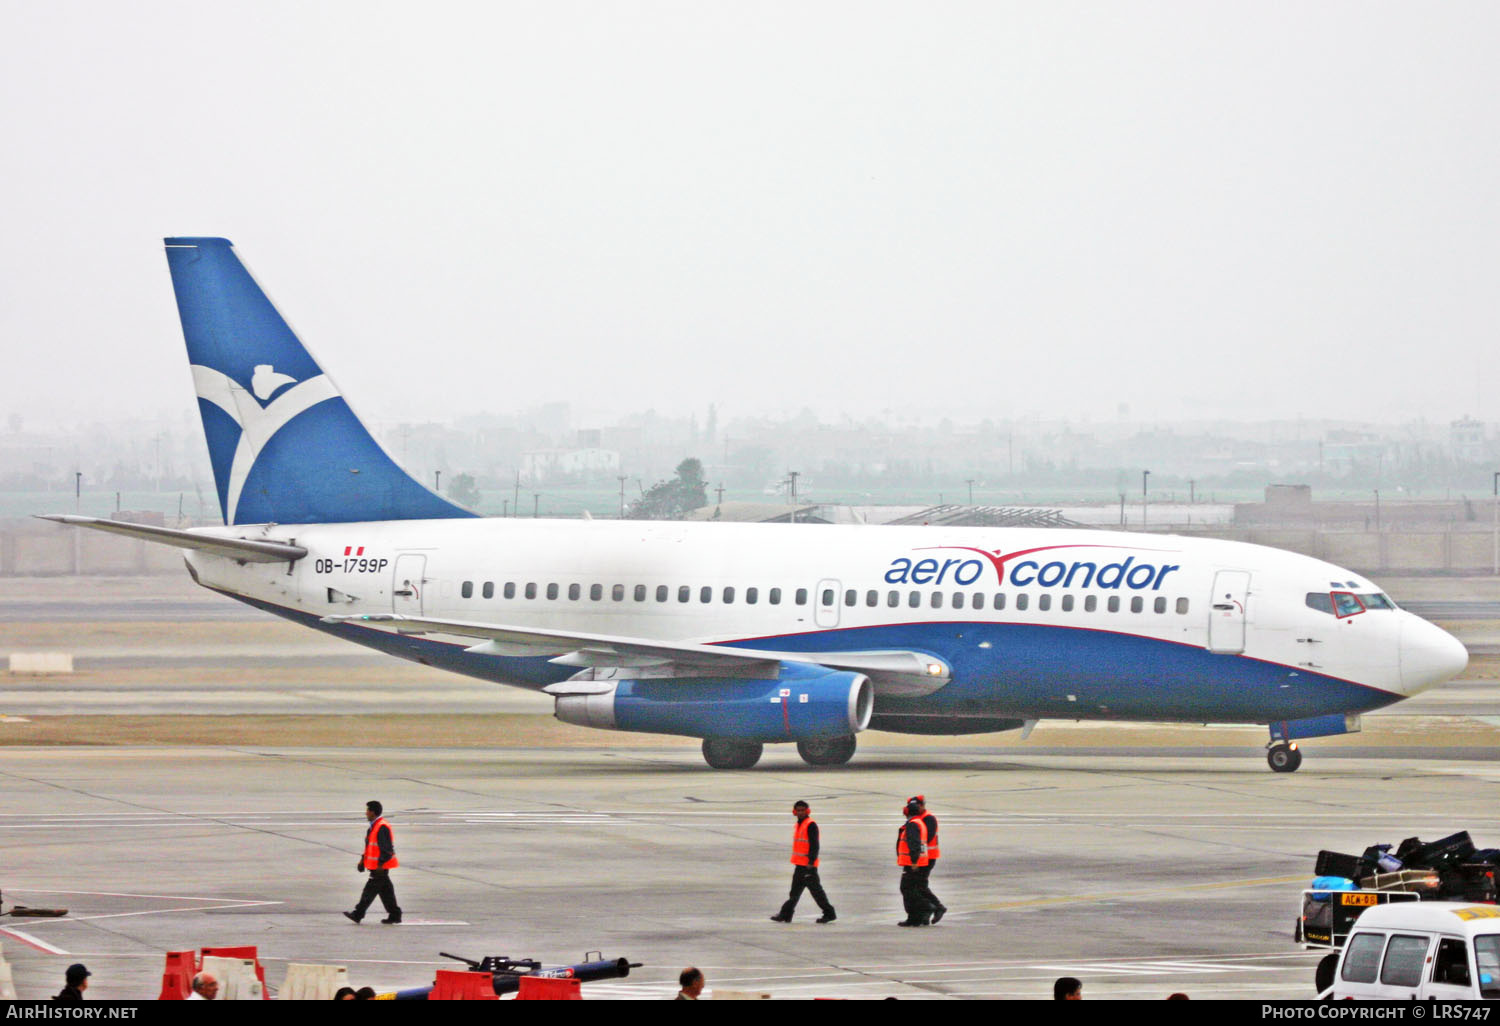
1207, 570, 1251, 654
392, 554, 427, 615
814, 578, 841, 629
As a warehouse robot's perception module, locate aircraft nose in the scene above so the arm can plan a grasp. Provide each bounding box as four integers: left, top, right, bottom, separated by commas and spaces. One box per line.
1399, 615, 1468, 695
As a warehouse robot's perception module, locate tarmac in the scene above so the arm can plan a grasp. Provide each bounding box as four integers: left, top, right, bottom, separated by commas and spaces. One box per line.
0, 574, 1498, 1000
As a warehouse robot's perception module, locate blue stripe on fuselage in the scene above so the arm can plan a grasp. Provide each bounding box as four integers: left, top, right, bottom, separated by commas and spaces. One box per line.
222, 592, 1399, 724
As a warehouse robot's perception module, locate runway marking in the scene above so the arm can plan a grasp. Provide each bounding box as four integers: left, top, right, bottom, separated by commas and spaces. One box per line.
0, 928, 68, 955
971, 873, 1306, 912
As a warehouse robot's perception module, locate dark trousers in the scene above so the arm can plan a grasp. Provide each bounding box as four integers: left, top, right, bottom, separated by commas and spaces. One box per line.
913, 860, 945, 913
779, 865, 834, 920
900, 868, 935, 922
354, 868, 401, 920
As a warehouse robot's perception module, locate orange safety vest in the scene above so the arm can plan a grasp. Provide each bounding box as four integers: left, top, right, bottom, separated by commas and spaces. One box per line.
791, 817, 818, 867
896, 816, 929, 867
920, 812, 940, 861
363, 816, 399, 870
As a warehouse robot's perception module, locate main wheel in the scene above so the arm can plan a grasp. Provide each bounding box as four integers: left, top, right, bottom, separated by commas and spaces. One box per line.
702, 738, 764, 769
1267, 743, 1302, 773
797, 735, 857, 767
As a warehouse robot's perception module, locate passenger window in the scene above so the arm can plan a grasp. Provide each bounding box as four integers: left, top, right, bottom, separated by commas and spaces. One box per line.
931, 592, 943, 609
1333, 591, 1366, 618
633, 585, 646, 602
769, 588, 781, 605
1474, 935, 1500, 997
700, 586, 713, 603
972, 593, 985, 610
952, 592, 965, 610
1130, 596, 1143, 613
505, 582, 516, 599
1037, 595, 1051, 611
461, 581, 473, 599
678, 586, 690, 603
1107, 596, 1120, 613
1015, 594, 1028, 611
866, 590, 879, 607
546, 583, 559, 600
1380, 934, 1430, 987
908, 591, 920, 608
992, 593, 1004, 610
795, 588, 808, 605
525, 582, 537, 600
1154, 597, 1166, 614
1061, 595, 1073, 612
1432, 938, 1472, 987
1084, 595, 1097, 613
482, 582, 494, 599
611, 584, 624, 601
724, 587, 736, 604
747, 587, 760, 605
589, 584, 602, 601
887, 590, 900, 608
843, 589, 855, 607
655, 585, 668, 602
1341, 932, 1386, 984
568, 583, 581, 601
1175, 597, 1188, 614
1305, 591, 1335, 615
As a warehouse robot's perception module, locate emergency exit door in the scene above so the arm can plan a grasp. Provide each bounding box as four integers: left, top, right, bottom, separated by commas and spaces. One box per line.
392, 554, 427, 615
815, 578, 841, 629
1207, 569, 1251, 654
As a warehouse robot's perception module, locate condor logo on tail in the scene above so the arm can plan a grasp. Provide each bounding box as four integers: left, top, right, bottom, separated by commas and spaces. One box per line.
884, 544, 1183, 592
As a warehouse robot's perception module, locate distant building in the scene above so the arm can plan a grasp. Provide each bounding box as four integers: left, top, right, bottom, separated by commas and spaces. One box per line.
519, 447, 620, 484
1450, 416, 1486, 464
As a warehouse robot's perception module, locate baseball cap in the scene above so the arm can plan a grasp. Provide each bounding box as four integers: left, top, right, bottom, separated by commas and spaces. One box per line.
65, 964, 90, 985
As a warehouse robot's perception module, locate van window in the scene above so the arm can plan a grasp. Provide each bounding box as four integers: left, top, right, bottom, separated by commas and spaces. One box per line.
1432, 938, 1472, 987
1341, 932, 1385, 984
1380, 934, 1430, 987
1475, 935, 1500, 997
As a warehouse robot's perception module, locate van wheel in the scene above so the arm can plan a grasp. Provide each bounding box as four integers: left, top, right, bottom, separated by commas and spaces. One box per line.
702, 739, 763, 769
1268, 743, 1302, 773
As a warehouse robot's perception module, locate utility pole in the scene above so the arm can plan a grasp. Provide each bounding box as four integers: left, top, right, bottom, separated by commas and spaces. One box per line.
1189, 479, 1195, 504
513, 470, 521, 518
533, 493, 539, 518
74, 471, 81, 513
1492, 472, 1498, 575
617, 475, 628, 519
1373, 488, 1381, 532
434, 470, 441, 493
1141, 470, 1151, 530
1119, 492, 1125, 527
502, 499, 508, 518
787, 470, 799, 525
966, 478, 974, 505
715, 483, 725, 505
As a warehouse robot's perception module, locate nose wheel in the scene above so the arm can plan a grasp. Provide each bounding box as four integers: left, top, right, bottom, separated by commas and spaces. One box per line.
1267, 742, 1302, 773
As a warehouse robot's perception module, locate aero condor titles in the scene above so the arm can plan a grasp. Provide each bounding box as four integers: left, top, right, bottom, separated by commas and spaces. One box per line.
42, 238, 1470, 772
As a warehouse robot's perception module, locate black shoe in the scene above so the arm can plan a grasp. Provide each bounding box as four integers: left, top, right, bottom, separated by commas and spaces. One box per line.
769, 914, 791, 923
898, 919, 918, 927
380, 916, 402, 925
816, 912, 837, 924
931, 906, 946, 924
342, 911, 362, 924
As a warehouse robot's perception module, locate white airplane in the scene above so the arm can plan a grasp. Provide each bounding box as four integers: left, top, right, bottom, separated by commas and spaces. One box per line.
43, 237, 1469, 772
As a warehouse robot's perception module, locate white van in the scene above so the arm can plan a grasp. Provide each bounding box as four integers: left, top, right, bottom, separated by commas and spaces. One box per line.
1325, 902, 1500, 1000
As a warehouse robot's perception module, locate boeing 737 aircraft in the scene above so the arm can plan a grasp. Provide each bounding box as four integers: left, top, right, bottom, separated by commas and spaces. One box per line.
43, 238, 1469, 771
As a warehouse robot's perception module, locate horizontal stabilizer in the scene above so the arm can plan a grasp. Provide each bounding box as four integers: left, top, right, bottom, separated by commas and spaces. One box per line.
322, 613, 950, 695
37, 515, 307, 563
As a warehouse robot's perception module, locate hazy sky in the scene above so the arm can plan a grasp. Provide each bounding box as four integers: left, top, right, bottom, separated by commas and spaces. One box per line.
3, 2, 1497, 431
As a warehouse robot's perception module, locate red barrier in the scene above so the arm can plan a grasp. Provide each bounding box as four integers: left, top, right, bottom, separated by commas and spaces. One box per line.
429, 970, 499, 1001
515, 977, 582, 1000
158, 951, 197, 1001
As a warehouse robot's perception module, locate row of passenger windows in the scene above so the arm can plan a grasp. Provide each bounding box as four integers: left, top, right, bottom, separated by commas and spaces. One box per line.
457, 579, 1192, 616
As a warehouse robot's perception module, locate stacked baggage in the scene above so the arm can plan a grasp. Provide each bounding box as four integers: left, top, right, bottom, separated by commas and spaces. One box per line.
1298, 831, 1499, 948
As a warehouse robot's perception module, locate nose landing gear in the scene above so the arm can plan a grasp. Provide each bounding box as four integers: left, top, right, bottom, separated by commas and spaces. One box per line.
1267, 741, 1302, 773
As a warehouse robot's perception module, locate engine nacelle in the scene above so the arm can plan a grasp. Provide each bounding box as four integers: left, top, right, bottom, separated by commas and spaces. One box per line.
554, 663, 873, 743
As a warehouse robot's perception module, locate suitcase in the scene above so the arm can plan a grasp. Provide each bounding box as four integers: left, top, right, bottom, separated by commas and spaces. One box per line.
1407, 831, 1475, 869
1315, 850, 1366, 879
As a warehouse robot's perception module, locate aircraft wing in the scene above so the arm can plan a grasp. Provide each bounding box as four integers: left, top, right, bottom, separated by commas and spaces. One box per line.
322, 613, 950, 697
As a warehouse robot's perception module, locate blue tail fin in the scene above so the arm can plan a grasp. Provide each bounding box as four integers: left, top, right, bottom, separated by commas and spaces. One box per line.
163, 237, 476, 525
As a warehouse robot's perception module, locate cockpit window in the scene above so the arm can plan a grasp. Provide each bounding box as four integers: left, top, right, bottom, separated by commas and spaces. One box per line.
1305, 592, 1334, 615
1359, 593, 1396, 610
1332, 591, 1365, 618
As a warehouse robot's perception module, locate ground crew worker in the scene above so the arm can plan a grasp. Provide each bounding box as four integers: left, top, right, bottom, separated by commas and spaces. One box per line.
897, 798, 933, 926
769, 800, 836, 924
910, 795, 946, 924
344, 800, 402, 924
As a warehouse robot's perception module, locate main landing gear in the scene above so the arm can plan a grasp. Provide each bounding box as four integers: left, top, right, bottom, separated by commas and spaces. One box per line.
1267, 741, 1303, 773
796, 735, 857, 767
701, 738, 763, 769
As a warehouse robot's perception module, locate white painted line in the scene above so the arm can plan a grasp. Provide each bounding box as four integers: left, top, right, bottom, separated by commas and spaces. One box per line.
0, 927, 68, 955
